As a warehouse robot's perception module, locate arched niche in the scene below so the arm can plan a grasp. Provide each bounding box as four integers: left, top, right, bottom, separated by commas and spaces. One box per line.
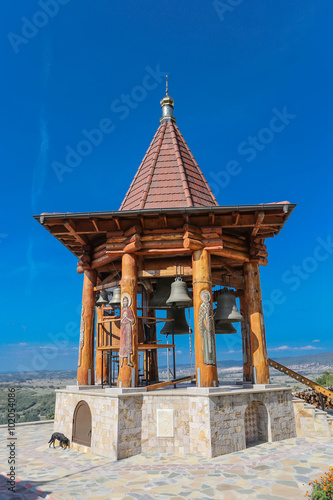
244, 400, 269, 446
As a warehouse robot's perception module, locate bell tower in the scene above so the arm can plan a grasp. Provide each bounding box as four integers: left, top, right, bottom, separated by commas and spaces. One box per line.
36, 81, 295, 389
35, 79, 298, 461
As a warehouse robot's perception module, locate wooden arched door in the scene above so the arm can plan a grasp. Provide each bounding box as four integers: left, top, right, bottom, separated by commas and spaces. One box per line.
73, 401, 92, 446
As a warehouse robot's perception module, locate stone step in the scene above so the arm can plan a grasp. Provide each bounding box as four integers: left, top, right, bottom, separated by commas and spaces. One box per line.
293, 398, 332, 438
314, 411, 331, 437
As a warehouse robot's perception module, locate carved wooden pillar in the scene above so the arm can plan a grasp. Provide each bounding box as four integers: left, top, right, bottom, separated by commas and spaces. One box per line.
192, 249, 219, 387
244, 262, 269, 384
77, 269, 97, 385
239, 294, 252, 382
95, 307, 109, 385
117, 253, 138, 388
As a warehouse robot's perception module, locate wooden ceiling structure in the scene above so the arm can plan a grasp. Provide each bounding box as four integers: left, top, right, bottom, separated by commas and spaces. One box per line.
34, 203, 295, 290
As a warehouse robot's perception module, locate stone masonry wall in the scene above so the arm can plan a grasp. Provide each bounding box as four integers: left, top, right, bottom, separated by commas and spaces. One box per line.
141, 395, 190, 455
54, 387, 296, 460
209, 395, 245, 457
118, 396, 143, 459
209, 389, 296, 458
188, 396, 211, 457
54, 391, 119, 459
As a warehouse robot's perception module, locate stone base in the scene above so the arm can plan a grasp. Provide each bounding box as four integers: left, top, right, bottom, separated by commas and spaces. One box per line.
54, 385, 296, 460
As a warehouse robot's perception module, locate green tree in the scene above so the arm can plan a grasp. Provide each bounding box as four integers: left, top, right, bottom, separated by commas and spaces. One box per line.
316, 368, 333, 387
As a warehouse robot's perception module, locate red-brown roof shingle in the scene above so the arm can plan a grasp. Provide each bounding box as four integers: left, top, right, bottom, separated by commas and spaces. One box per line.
120, 121, 218, 210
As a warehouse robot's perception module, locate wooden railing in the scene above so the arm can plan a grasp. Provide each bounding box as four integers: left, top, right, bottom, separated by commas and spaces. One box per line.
268, 358, 333, 402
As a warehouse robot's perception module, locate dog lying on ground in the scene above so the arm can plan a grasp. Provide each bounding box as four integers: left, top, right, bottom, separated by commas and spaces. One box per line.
48, 432, 70, 449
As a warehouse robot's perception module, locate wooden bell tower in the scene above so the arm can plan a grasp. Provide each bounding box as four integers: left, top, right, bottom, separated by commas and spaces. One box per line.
35, 81, 295, 388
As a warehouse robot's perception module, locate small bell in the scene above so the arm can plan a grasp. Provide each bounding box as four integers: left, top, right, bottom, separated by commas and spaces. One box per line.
160, 308, 190, 335
214, 288, 244, 323
166, 277, 192, 308
214, 320, 237, 334
149, 278, 173, 309
109, 286, 121, 306
96, 290, 108, 306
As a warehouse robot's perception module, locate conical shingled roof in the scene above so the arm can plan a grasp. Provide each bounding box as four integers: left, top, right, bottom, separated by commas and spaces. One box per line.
120, 109, 218, 211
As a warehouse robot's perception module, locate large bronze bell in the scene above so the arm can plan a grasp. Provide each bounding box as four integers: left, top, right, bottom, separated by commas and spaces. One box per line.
109, 285, 121, 306
160, 307, 190, 335
166, 277, 192, 308
214, 320, 237, 334
214, 288, 244, 323
96, 290, 109, 306
149, 278, 173, 309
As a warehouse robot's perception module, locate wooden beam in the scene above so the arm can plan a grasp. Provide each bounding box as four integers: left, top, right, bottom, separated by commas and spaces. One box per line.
210, 248, 250, 262
114, 217, 121, 230
184, 237, 204, 250
147, 375, 195, 391
123, 233, 142, 253
211, 272, 244, 290
64, 219, 90, 246
251, 212, 265, 236
233, 213, 240, 225
91, 252, 123, 269
159, 215, 168, 228
137, 248, 192, 256
222, 265, 245, 284
94, 271, 119, 291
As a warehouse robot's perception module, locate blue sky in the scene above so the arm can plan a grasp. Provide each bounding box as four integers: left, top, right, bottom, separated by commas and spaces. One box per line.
1, 0, 333, 373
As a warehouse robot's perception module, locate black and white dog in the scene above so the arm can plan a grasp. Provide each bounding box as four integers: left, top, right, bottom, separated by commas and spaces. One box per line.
48, 432, 70, 449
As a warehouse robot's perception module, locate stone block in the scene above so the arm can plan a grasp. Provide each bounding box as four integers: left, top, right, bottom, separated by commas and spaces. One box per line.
157, 409, 174, 438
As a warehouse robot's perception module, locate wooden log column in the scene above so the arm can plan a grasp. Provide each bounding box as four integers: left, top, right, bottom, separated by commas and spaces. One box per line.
243, 262, 269, 384
95, 307, 109, 385
239, 295, 252, 382
77, 269, 97, 385
192, 249, 219, 387
117, 253, 138, 388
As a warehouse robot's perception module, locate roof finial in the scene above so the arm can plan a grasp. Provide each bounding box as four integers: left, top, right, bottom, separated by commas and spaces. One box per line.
160, 75, 176, 124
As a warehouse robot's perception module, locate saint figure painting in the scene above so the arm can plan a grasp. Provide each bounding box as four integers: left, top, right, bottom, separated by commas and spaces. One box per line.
120, 293, 134, 367
198, 289, 216, 365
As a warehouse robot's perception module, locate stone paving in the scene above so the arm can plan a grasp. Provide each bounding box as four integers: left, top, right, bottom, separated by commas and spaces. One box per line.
0, 423, 332, 499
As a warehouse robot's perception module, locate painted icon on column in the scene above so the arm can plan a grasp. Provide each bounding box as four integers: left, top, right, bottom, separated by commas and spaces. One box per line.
120, 293, 134, 367
199, 289, 216, 365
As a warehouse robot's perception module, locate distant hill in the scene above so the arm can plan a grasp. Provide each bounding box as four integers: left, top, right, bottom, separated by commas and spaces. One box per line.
275, 351, 333, 366
0, 370, 76, 382
0, 352, 332, 381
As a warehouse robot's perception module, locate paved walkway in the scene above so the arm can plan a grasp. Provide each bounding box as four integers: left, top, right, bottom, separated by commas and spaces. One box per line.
0, 423, 332, 499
